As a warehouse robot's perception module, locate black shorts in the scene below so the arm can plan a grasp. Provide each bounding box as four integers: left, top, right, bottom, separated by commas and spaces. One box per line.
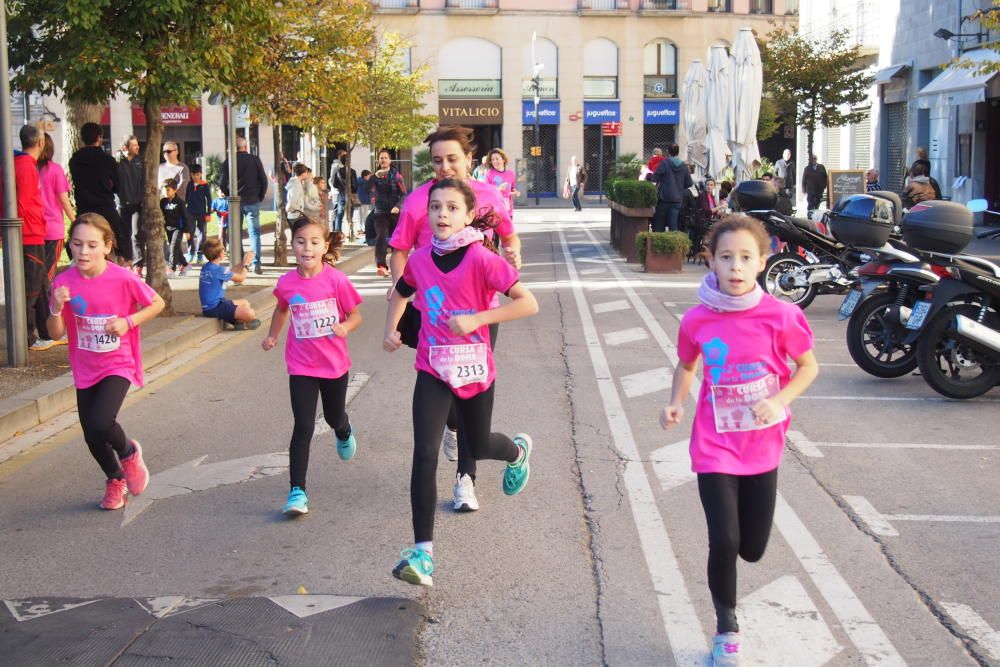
202, 299, 238, 324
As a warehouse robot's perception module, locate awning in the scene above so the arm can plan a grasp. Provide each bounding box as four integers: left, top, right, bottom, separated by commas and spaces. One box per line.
873, 64, 909, 86
918, 49, 1000, 108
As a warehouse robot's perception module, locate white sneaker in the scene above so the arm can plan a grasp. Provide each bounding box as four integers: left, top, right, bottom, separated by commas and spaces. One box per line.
712, 632, 742, 666
29, 339, 55, 351
441, 427, 458, 462
453, 473, 479, 512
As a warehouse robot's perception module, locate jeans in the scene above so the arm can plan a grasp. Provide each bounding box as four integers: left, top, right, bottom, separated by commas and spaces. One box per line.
653, 201, 682, 232
572, 184, 582, 210
243, 203, 262, 267
333, 193, 346, 232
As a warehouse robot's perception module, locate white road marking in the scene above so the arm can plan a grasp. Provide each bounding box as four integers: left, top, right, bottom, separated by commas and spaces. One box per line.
843, 495, 901, 537
649, 440, 695, 492
620, 367, 672, 398
269, 595, 366, 618
847, 495, 1000, 536
579, 267, 608, 275
314, 372, 371, 437
789, 430, 1000, 458
798, 395, 1000, 403
604, 327, 649, 346
593, 299, 631, 314
3, 599, 100, 622
557, 227, 707, 665
134, 597, 220, 618
941, 602, 1000, 660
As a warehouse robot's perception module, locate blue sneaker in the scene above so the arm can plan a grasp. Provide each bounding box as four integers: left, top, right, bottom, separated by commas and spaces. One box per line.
392, 547, 434, 587
283, 486, 308, 516
337, 426, 356, 461
502, 433, 533, 496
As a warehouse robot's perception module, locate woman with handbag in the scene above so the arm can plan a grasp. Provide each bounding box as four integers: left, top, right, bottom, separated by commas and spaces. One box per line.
371, 150, 408, 277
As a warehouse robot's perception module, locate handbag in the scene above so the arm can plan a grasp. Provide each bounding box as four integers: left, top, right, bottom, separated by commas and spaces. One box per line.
562, 179, 571, 199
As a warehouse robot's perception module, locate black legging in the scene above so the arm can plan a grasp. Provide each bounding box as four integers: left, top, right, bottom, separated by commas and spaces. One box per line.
697, 468, 779, 634
374, 212, 398, 269
411, 371, 519, 543
76, 375, 133, 479
448, 323, 499, 479
288, 373, 351, 490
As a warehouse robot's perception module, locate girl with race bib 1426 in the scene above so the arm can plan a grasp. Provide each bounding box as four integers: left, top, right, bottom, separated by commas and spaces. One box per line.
661, 215, 818, 667
382, 178, 538, 587
47, 213, 165, 511
262, 218, 363, 517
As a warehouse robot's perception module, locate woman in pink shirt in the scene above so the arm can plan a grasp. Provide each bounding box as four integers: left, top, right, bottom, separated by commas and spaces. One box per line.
263, 219, 363, 517
48, 214, 165, 511
485, 148, 520, 219
661, 215, 818, 665
38, 133, 76, 280
382, 178, 538, 587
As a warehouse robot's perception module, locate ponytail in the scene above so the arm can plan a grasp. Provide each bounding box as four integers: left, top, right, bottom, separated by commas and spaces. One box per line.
290, 217, 344, 266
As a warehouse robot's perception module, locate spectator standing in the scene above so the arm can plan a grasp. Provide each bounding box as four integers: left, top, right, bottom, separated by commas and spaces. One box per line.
567, 156, 585, 212
370, 149, 407, 276
160, 178, 191, 276
902, 165, 936, 209
157, 141, 190, 201
37, 133, 76, 286
471, 155, 489, 182
647, 147, 665, 174
775, 149, 795, 199
358, 169, 373, 242
69, 123, 128, 264
327, 151, 343, 227
865, 169, 882, 193
185, 165, 212, 262
650, 143, 693, 232
117, 136, 144, 263
332, 151, 358, 234
801, 155, 828, 213
219, 136, 269, 274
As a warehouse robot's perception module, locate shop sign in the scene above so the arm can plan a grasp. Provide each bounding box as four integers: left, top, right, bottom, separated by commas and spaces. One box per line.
583, 77, 617, 99
438, 99, 504, 125
439, 79, 502, 99
100, 104, 203, 126
521, 78, 558, 98
583, 101, 620, 124
522, 100, 561, 125
643, 100, 680, 125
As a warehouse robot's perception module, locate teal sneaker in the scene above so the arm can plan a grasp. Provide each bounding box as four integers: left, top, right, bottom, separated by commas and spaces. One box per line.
283, 486, 309, 516
392, 547, 434, 587
337, 426, 356, 461
502, 433, 533, 496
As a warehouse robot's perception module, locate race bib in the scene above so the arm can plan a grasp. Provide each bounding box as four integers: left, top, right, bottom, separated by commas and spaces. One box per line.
429, 343, 489, 389
75, 315, 121, 353
290, 298, 339, 339
710, 374, 785, 433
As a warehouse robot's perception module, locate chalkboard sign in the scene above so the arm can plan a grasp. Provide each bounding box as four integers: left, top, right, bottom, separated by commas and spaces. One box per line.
828, 169, 866, 208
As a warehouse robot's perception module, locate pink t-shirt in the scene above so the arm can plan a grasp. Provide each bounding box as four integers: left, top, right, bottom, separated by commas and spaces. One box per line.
52, 262, 157, 389
39, 161, 71, 242
677, 295, 814, 476
273, 264, 363, 379
402, 244, 519, 399
486, 167, 517, 216
390, 179, 515, 252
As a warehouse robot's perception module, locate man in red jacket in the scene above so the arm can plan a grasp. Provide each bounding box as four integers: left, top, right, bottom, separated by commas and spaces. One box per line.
1, 124, 53, 349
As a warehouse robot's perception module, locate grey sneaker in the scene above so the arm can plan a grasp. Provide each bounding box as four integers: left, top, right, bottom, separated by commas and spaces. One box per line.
441, 427, 458, 462
712, 632, 741, 666
452, 473, 479, 512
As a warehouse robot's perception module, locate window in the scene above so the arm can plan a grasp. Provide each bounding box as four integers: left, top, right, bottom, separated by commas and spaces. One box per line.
643, 40, 677, 98
707, 0, 731, 11
584, 38, 619, 99
748, 0, 773, 13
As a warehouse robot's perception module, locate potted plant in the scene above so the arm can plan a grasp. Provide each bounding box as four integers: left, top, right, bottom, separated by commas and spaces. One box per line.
608, 180, 657, 262
636, 231, 691, 273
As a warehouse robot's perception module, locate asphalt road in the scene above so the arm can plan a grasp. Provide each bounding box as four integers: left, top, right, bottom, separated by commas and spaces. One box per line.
1, 209, 998, 666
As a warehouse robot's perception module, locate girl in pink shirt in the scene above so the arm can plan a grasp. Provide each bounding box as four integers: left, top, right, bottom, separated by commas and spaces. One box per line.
263, 219, 363, 517
47, 213, 165, 511
486, 148, 520, 218
382, 178, 538, 587
661, 215, 818, 666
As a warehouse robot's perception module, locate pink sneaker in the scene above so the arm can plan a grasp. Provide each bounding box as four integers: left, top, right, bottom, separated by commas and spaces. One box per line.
100, 478, 128, 510
120, 440, 150, 496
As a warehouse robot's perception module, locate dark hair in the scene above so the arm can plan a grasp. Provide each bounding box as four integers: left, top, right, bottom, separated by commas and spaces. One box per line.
667, 143, 680, 157
163, 178, 179, 191
361, 169, 372, 178
80, 122, 103, 146
719, 181, 734, 197
291, 217, 345, 266
424, 125, 477, 156
19, 124, 43, 150
911, 162, 929, 178
293, 163, 309, 176
202, 236, 224, 261
38, 133, 55, 170
378, 149, 392, 159
69, 213, 116, 254
705, 214, 770, 257
761, 172, 773, 179
427, 178, 500, 253
191, 164, 203, 175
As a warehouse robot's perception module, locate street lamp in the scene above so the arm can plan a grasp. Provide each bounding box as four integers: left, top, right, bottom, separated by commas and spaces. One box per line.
934, 7, 1000, 42
530, 32, 543, 207
208, 91, 242, 269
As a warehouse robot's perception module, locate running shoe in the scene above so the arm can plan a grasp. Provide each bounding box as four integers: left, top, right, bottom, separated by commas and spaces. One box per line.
392, 547, 434, 587
441, 427, 458, 462
29, 339, 55, 351
51, 335, 68, 347
120, 440, 150, 496
712, 632, 742, 666
502, 433, 533, 496
283, 486, 309, 516
100, 478, 128, 510
253, 264, 263, 275
233, 319, 261, 331
376, 266, 389, 277
453, 473, 479, 512
337, 426, 357, 461
178, 264, 191, 277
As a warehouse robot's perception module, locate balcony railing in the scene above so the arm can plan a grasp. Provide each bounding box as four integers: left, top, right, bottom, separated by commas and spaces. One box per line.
707, 0, 731, 11
748, 0, 773, 13
374, 0, 419, 8
642, 0, 689, 9
445, 0, 498, 8
581, 0, 629, 9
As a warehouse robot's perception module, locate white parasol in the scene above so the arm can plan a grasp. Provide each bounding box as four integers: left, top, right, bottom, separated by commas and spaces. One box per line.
705, 44, 732, 181
682, 59, 708, 179
728, 28, 763, 182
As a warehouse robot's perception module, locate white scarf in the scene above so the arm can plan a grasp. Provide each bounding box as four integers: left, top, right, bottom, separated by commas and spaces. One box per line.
697, 272, 764, 312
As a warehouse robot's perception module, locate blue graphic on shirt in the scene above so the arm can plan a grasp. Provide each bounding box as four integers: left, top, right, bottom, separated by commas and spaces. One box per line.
701, 336, 770, 385
424, 286, 446, 326
702, 337, 729, 383
289, 294, 307, 305
70, 296, 87, 315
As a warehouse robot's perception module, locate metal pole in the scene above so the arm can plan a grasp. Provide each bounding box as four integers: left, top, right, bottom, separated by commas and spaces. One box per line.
533, 95, 540, 207
1, 4, 28, 367
599, 130, 605, 205
226, 100, 242, 269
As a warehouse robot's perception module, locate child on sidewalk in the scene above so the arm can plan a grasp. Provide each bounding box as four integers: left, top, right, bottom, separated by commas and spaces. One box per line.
199, 236, 259, 330
47, 213, 165, 510
185, 166, 212, 263
660, 215, 818, 666
382, 178, 538, 586
211, 195, 230, 248
262, 218, 363, 516
160, 178, 190, 276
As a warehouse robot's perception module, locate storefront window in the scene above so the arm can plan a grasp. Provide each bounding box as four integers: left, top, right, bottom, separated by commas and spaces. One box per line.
584, 38, 619, 100
643, 40, 677, 98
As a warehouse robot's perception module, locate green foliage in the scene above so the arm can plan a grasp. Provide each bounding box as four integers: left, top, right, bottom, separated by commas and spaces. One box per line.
608, 180, 657, 209
757, 98, 781, 142
636, 231, 692, 265
753, 156, 775, 179
413, 149, 434, 184
612, 153, 644, 180
203, 154, 224, 198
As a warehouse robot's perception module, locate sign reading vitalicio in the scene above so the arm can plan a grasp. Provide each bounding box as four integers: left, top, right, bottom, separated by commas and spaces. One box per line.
437, 100, 503, 126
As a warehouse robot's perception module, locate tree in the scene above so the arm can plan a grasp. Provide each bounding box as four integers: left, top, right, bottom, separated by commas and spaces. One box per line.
760, 27, 873, 162
9, 0, 271, 312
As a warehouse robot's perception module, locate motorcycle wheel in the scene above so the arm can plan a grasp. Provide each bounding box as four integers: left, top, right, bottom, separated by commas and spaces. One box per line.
759, 252, 817, 309
915, 303, 1000, 399
846, 292, 918, 378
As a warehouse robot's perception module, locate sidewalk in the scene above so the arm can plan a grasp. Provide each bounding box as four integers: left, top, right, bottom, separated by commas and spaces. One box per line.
0, 230, 373, 444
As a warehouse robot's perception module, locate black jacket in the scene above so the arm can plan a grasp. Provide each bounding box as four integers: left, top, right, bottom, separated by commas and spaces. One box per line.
334, 166, 358, 195
650, 156, 693, 204
370, 168, 406, 213
117, 154, 144, 207
219, 151, 268, 205
161, 196, 191, 233
69, 146, 119, 214
186, 181, 212, 219
802, 164, 828, 198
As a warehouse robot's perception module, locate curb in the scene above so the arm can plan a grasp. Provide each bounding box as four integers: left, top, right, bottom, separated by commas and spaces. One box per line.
0, 245, 374, 445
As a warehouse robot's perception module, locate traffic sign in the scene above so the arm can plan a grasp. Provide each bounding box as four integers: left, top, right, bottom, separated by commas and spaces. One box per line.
601, 121, 622, 137
530, 146, 542, 157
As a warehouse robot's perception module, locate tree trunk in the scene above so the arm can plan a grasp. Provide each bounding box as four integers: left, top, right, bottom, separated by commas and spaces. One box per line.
64, 100, 102, 155
272, 124, 290, 266
141, 100, 173, 314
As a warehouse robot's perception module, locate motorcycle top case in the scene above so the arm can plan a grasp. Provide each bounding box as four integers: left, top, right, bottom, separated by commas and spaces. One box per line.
901, 200, 973, 254
828, 194, 895, 247
731, 180, 778, 212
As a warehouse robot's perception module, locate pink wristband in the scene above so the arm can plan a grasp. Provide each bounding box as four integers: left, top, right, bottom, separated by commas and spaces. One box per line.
126, 315, 136, 330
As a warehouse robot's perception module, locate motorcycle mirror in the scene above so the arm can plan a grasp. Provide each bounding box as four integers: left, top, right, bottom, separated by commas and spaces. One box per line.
966, 198, 988, 213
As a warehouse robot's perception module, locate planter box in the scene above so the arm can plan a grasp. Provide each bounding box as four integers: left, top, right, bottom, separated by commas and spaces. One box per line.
608, 200, 654, 263
643, 237, 684, 273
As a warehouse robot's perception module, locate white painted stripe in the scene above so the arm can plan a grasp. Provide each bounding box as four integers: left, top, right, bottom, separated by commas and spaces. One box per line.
604, 327, 649, 346
593, 299, 631, 314
557, 227, 707, 665
579, 267, 608, 275
798, 395, 1000, 403
314, 372, 371, 437
812, 442, 999, 452
620, 367, 672, 398
942, 602, 1000, 660
888, 513, 1000, 524
843, 495, 899, 537
786, 430, 824, 457
818, 363, 862, 367
774, 493, 905, 665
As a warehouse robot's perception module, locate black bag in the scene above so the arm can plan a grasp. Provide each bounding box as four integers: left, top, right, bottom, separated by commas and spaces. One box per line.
396, 302, 420, 349
364, 210, 376, 246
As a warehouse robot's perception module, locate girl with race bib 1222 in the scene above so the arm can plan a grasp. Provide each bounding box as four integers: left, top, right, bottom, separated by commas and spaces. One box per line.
661, 215, 818, 667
